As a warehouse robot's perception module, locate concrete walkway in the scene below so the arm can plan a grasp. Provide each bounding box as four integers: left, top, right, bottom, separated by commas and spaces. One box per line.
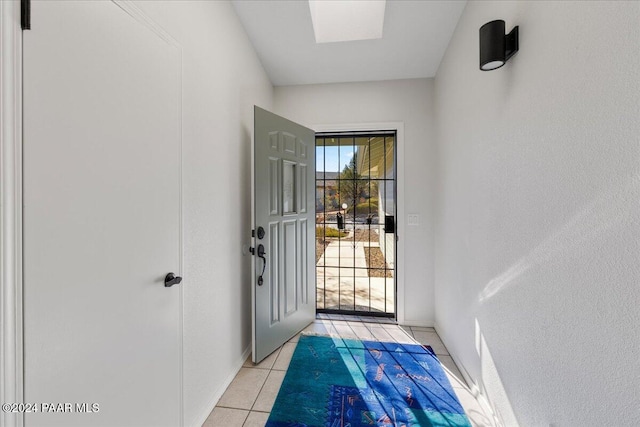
316, 239, 394, 313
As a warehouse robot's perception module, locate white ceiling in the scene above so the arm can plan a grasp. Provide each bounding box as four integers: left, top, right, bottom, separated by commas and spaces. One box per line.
231, 0, 467, 86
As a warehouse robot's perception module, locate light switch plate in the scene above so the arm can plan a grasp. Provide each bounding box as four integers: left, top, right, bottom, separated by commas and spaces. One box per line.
408, 214, 419, 226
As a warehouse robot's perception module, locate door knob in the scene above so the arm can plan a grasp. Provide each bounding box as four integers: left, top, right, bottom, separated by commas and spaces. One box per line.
165, 272, 182, 287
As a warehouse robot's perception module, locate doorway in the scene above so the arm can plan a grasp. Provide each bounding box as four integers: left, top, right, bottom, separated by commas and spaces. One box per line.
315, 131, 396, 317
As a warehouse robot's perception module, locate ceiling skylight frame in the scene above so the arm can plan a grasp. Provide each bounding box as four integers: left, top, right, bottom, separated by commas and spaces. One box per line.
308, 0, 386, 44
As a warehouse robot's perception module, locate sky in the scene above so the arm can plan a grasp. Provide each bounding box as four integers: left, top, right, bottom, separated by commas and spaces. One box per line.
316, 145, 355, 172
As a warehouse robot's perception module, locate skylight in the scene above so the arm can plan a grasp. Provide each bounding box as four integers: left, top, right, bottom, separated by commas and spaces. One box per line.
308, 0, 386, 44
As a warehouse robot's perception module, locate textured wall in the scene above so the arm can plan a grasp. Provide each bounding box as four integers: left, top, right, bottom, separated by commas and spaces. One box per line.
135, 2, 273, 426
275, 79, 436, 326
434, 1, 640, 425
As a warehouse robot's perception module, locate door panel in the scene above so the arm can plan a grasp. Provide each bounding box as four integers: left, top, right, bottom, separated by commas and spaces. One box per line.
23, 2, 182, 425
253, 107, 315, 363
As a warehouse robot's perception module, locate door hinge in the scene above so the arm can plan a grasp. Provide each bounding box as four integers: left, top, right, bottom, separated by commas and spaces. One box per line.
21, 0, 31, 30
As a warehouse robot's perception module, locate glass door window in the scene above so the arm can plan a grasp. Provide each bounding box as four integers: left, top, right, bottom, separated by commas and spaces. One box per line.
315, 132, 396, 317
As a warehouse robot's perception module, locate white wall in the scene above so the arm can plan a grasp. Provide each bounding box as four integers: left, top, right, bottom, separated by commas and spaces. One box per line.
434, 2, 640, 425
134, 2, 273, 426
275, 79, 436, 326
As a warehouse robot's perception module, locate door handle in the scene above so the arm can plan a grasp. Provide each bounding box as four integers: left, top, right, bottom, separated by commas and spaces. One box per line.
257, 244, 266, 286
164, 272, 182, 287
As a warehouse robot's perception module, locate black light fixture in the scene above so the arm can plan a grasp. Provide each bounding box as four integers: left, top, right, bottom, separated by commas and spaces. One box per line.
479, 20, 519, 71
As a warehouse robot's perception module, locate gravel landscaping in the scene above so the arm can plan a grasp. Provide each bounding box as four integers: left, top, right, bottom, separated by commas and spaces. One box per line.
363, 247, 393, 277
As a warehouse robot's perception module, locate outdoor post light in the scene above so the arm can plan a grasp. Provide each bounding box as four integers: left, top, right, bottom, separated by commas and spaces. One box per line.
341, 203, 348, 230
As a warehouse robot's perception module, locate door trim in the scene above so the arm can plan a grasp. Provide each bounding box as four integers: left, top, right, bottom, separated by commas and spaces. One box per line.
1, 2, 25, 426
312, 122, 406, 325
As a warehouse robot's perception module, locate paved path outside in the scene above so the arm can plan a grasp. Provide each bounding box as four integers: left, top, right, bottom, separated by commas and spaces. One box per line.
316, 239, 394, 313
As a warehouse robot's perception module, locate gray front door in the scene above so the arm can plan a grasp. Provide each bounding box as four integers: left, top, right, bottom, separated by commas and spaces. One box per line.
253, 107, 315, 363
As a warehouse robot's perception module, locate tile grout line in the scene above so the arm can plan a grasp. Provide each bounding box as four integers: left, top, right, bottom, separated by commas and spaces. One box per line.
214, 405, 251, 411
248, 366, 271, 413
331, 319, 354, 339
217, 348, 284, 420
343, 321, 359, 340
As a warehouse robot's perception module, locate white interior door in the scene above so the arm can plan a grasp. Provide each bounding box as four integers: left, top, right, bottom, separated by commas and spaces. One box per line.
253, 107, 315, 362
23, 2, 182, 425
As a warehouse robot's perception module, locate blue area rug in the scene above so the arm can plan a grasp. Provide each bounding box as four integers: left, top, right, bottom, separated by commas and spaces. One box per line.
266, 335, 471, 427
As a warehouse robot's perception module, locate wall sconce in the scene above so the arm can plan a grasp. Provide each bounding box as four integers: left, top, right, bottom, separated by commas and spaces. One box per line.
479, 20, 519, 71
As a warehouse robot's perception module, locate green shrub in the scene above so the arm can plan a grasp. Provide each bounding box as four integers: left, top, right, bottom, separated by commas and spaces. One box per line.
316, 226, 348, 239
347, 198, 379, 215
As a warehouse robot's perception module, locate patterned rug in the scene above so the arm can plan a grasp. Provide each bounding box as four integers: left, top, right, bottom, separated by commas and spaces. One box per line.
266, 335, 471, 427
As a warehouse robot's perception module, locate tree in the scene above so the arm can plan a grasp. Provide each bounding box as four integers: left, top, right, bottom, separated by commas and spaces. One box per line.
338, 154, 372, 213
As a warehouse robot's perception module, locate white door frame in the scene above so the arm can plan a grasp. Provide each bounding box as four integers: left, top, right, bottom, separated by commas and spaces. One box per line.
1, 2, 25, 426
312, 122, 406, 325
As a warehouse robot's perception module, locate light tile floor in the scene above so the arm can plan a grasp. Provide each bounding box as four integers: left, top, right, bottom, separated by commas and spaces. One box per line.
203, 316, 496, 427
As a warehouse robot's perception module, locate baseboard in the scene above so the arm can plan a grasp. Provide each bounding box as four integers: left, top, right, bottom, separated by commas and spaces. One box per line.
190, 345, 252, 427
399, 319, 435, 328
433, 324, 502, 427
